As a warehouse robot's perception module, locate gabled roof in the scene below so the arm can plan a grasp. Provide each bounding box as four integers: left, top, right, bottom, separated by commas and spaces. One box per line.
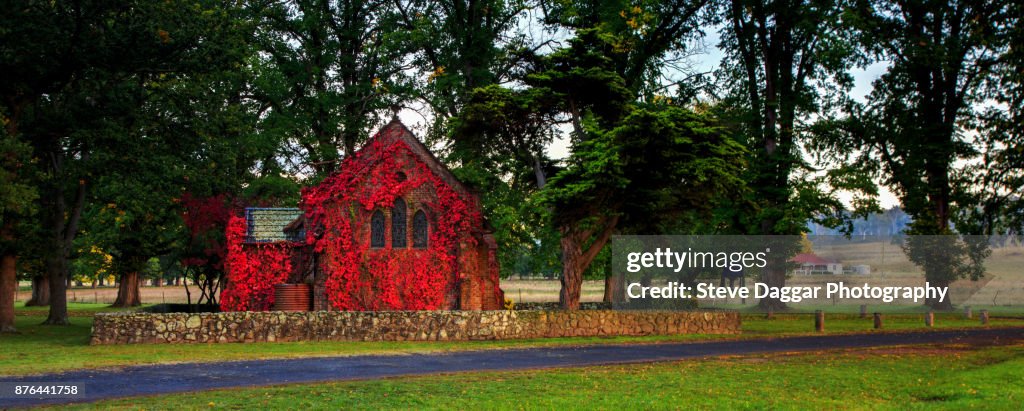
790, 253, 838, 265
362, 119, 475, 199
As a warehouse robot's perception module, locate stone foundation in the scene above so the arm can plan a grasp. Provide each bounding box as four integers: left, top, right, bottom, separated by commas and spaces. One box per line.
90, 310, 740, 345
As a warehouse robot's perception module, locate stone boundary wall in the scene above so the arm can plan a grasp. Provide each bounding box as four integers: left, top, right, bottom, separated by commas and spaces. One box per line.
90, 310, 740, 345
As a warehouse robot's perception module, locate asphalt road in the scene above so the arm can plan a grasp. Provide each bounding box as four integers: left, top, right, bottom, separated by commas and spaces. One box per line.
2, 327, 1023, 408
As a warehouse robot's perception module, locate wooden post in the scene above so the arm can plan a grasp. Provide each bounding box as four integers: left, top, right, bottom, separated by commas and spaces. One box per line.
859, 304, 867, 318
814, 310, 825, 332
873, 312, 883, 329
925, 311, 934, 327
980, 309, 989, 325
963, 306, 972, 319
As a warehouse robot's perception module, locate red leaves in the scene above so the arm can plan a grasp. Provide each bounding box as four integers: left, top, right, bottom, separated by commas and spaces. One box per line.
303, 130, 481, 311
220, 216, 294, 311
222, 126, 486, 312
180, 193, 233, 271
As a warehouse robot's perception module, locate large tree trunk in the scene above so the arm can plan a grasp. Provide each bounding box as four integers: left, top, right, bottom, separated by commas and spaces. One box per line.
40, 157, 86, 325
1, 219, 16, 332
0, 253, 14, 333
25, 275, 50, 306
112, 270, 142, 307
602, 261, 625, 304
42, 179, 84, 326
43, 251, 69, 325
926, 278, 953, 311
603, 274, 614, 303
758, 265, 789, 311
559, 234, 584, 310
43, 244, 69, 325
559, 217, 618, 310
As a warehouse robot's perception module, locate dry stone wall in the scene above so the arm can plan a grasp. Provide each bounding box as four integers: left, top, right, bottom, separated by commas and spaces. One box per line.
90, 310, 741, 345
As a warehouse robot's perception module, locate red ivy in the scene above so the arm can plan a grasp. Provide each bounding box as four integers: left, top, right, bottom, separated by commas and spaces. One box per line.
180, 193, 232, 270
300, 127, 483, 311
220, 126, 489, 312
220, 215, 294, 311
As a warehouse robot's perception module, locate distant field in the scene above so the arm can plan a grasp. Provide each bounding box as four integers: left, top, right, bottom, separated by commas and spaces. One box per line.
15, 285, 207, 305
13, 280, 600, 305
14, 241, 1023, 310
501, 279, 605, 303
776, 241, 1024, 309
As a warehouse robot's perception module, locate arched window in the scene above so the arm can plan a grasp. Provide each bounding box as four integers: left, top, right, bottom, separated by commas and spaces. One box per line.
370, 210, 385, 248
413, 210, 428, 248
392, 198, 407, 248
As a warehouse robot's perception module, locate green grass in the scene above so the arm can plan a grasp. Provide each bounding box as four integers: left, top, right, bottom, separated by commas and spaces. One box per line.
741, 312, 1013, 335
710, 302, 1024, 315
13, 301, 151, 316
2, 304, 1021, 377
55, 342, 1024, 410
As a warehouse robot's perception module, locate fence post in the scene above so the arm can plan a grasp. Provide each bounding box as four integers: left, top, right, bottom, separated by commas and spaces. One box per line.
925, 311, 934, 327
814, 310, 825, 332
980, 309, 989, 325
873, 312, 883, 329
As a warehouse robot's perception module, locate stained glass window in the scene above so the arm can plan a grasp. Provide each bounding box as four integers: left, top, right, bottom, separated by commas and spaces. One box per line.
392, 198, 407, 248
371, 210, 385, 248
413, 210, 428, 248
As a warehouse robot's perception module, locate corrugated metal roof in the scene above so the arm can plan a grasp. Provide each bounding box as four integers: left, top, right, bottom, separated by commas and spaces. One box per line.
244, 208, 304, 243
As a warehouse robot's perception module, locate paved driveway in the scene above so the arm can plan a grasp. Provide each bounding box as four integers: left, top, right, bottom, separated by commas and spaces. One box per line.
2, 327, 1022, 408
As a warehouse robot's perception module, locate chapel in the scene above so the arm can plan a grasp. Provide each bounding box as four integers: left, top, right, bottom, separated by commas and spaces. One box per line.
225, 119, 504, 311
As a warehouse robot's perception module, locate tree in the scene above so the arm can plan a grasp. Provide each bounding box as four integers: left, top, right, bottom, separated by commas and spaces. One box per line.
178, 194, 235, 307
0, 0, 251, 324
0, 132, 37, 332
530, 0, 753, 309
398, 0, 557, 282
394, 0, 533, 121
85, 166, 184, 308
452, 85, 563, 280
716, 0, 875, 310
254, 0, 409, 177
540, 100, 746, 308
837, 0, 1020, 309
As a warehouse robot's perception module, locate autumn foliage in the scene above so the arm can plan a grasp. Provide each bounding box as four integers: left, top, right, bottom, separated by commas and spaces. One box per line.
220, 215, 294, 311
300, 128, 482, 310
220, 126, 486, 311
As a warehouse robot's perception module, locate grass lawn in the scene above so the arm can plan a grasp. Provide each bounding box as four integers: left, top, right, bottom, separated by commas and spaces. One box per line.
3, 303, 1021, 377
56, 342, 1024, 410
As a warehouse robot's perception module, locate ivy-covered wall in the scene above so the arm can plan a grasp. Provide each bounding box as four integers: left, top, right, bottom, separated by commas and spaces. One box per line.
220, 121, 504, 312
